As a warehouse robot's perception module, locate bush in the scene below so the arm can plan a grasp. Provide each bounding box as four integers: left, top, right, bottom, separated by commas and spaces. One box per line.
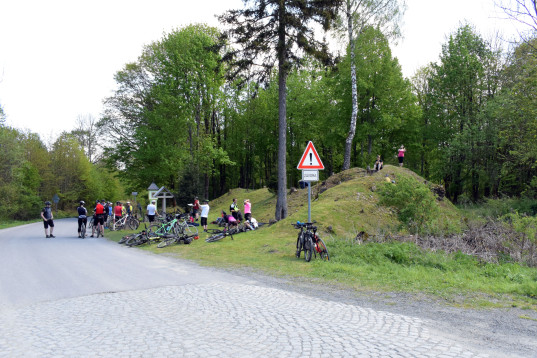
378, 175, 439, 233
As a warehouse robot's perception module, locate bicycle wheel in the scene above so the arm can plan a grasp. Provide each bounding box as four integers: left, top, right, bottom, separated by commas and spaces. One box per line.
184, 223, 198, 236
206, 233, 225, 243
80, 223, 86, 239
124, 234, 141, 246
128, 217, 140, 230
147, 224, 163, 238
205, 228, 224, 234
96, 225, 101, 238
126, 234, 148, 247
317, 237, 330, 261
304, 235, 313, 262
295, 233, 303, 258
118, 234, 132, 244
157, 235, 178, 248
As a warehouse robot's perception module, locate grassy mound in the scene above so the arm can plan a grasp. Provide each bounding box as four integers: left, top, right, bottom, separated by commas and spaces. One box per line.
208, 165, 463, 239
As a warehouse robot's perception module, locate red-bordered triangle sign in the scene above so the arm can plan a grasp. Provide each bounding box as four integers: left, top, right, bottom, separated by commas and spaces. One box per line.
297, 141, 324, 170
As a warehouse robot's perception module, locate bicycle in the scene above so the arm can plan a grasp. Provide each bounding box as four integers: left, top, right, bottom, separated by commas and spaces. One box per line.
175, 213, 199, 236
293, 221, 329, 262
205, 228, 237, 243
80, 222, 86, 239
157, 232, 198, 248
111, 214, 140, 231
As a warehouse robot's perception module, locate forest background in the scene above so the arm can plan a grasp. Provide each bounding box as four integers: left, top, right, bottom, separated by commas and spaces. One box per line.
1, 0, 537, 221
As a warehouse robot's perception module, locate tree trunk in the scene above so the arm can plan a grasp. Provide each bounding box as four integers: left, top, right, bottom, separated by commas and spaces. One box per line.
343, 0, 359, 170
275, 3, 288, 221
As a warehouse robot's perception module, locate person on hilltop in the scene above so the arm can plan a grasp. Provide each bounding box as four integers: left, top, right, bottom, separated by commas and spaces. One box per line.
200, 199, 210, 232
41, 201, 55, 238
398, 145, 406, 167
374, 155, 383, 172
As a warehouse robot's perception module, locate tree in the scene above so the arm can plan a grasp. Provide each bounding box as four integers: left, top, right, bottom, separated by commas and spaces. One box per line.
0, 104, 5, 125
337, 0, 405, 170
427, 25, 501, 202
71, 114, 101, 163
495, 38, 537, 196
101, 25, 230, 199
219, 0, 342, 220
334, 26, 418, 169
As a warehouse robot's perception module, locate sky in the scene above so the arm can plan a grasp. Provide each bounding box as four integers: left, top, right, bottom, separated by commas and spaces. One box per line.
0, 0, 524, 142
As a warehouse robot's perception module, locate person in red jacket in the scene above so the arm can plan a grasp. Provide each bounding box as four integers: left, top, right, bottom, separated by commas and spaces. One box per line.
114, 201, 123, 229
91, 199, 105, 237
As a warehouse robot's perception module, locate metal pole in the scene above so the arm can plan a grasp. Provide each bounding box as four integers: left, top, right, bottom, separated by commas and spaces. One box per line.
307, 181, 311, 223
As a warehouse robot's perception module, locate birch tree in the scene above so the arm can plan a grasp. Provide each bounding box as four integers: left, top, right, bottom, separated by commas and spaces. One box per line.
339, 0, 405, 170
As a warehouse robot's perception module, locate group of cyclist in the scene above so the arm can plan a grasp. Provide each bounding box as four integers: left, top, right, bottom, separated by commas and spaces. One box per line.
219, 198, 257, 232
75, 200, 134, 238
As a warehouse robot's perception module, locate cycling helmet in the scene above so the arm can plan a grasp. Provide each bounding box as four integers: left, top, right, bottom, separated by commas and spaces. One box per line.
79, 200, 85, 205
45, 201, 51, 205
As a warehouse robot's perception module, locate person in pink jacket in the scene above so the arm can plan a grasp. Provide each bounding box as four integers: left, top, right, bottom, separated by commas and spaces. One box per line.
398, 145, 406, 167
244, 199, 252, 221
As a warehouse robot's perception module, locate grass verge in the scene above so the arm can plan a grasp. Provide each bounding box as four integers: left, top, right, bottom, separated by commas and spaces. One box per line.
106, 220, 537, 312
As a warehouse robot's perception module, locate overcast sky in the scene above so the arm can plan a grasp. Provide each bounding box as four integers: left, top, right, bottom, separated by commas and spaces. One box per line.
0, 0, 523, 142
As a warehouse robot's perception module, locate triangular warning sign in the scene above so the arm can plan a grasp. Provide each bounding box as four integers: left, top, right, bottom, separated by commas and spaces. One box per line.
297, 141, 324, 170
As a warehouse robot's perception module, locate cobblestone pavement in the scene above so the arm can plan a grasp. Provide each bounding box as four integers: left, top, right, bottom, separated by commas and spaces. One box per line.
0, 283, 489, 358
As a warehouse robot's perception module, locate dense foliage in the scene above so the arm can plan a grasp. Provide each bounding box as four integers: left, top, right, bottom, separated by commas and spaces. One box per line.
0, 126, 124, 219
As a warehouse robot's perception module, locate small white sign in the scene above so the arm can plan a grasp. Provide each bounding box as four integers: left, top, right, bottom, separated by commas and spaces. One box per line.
302, 170, 319, 182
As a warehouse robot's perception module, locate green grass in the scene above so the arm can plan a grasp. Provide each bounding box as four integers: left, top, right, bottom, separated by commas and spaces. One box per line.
0, 219, 41, 229
107, 220, 537, 311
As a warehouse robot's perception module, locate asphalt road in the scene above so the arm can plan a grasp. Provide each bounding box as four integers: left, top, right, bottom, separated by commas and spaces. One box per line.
0, 218, 534, 357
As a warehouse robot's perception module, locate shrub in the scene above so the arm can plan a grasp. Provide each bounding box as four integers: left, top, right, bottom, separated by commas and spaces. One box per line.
378, 175, 439, 234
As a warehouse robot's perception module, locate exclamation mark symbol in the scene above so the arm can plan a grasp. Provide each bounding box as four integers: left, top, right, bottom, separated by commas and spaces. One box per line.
309, 153, 313, 166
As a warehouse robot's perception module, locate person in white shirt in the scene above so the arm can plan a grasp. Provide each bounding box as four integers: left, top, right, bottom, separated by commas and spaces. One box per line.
200, 199, 210, 232
146, 200, 157, 222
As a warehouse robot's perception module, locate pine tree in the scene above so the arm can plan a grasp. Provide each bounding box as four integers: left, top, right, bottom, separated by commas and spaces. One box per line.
219, 0, 342, 220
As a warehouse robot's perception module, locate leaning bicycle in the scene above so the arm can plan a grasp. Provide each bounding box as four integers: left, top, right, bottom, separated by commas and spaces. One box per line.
293, 221, 329, 262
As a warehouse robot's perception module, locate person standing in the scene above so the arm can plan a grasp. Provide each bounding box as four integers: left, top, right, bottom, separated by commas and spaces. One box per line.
77, 201, 88, 238
200, 199, 210, 232
146, 200, 157, 223
137, 202, 143, 220
91, 200, 105, 237
244, 199, 252, 222
125, 201, 133, 216
41, 201, 55, 238
103, 201, 110, 229
193, 196, 200, 220
114, 201, 123, 228
398, 145, 406, 167
230, 198, 241, 221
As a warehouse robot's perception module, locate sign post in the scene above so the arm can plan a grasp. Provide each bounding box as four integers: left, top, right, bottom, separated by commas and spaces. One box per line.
297, 141, 324, 222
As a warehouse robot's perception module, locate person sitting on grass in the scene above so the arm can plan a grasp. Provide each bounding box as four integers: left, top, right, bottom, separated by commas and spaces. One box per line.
374, 155, 383, 172
222, 211, 238, 231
